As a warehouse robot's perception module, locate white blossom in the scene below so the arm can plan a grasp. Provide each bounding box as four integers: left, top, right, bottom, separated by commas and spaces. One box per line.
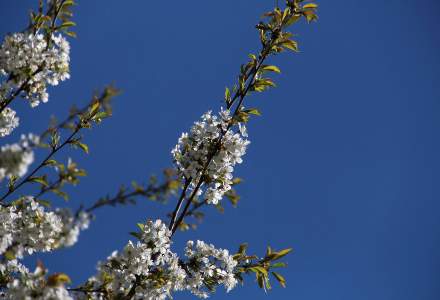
0, 32, 70, 107
1, 264, 73, 300
0, 259, 29, 277
0, 133, 39, 182
172, 109, 250, 205
83, 219, 186, 300
185, 240, 238, 295
0, 203, 90, 299
54, 209, 91, 247
0, 107, 19, 137
0, 197, 63, 259
81, 219, 239, 300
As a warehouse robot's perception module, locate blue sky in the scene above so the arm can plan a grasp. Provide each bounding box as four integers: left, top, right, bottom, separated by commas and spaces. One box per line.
1, 1, 440, 299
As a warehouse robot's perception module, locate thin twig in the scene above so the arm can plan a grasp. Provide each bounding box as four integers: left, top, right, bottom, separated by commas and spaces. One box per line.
0, 127, 80, 203
34, 177, 62, 199
168, 179, 190, 231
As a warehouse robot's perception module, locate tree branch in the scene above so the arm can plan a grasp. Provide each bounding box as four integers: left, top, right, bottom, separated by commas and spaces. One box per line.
168, 4, 298, 236
0, 126, 80, 203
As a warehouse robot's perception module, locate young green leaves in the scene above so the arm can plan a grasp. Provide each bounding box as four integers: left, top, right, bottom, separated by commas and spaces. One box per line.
233, 244, 293, 291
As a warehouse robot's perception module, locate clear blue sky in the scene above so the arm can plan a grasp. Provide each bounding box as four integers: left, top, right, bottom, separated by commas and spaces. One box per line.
1, 1, 440, 299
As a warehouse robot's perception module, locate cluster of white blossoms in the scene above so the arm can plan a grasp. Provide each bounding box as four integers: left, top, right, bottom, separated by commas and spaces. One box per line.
0, 198, 90, 299
0, 197, 63, 258
82, 219, 186, 300
0, 108, 19, 137
81, 219, 238, 300
185, 240, 238, 298
54, 209, 91, 247
172, 109, 250, 204
1, 261, 73, 300
0, 32, 70, 107
0, 197, 91, 259
0, 133, 39, 182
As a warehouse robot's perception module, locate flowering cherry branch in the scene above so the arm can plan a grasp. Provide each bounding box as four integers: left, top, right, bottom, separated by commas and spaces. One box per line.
0, 87, 117, 204
0, 0, 74, 114
169, 0, 318, 236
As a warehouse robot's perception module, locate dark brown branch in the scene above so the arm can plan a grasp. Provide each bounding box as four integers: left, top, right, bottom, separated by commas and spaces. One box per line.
168, 179, 190, 231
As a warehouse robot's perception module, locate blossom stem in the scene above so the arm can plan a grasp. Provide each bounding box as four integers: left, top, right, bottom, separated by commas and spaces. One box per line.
186, 198, 209, 217
123, 275, 141, 300
34, 177, 62, 199
0, 67, 43, 114
171, 176, 205, 235
168, 179, 190, 231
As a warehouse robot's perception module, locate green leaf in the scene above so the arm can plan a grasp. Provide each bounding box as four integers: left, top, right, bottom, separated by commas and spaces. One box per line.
271, 272, 286, 288
285, 14, 301, 26
129, 232, 142, 240
282, 7, 290, 21
8, 175, 18, 191
268, 248, 293, 261
167, 180, 180, 190
225, 87, 231, 103
59, 21, 76, 28
78, 142, 89, 154
271, 262, 287, 268
64, 31, 77, 38
303, 3, 318, 9
244, 108, 262, 116
253, 78, 276, 92
250, 266, 268, 277
61, 0, 75, 7
43, 159, 57, 166
303, 10, 318, 22
257, 273, 264, 289
29, 176, 49, 187
92, 111, 109, 123
52, 189, 69, 201
225, 189, 240, 206
281, 40, 299, 52
90, 101, 100, 115
70, 140, 89, 154
266, 246, 272, 256
37, 199, 51, 208
4, 250, 15, 260
262, 65, 281, 73
265, 275, 272, 290
232, 177, 243, 185
94, 111, 108, 119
